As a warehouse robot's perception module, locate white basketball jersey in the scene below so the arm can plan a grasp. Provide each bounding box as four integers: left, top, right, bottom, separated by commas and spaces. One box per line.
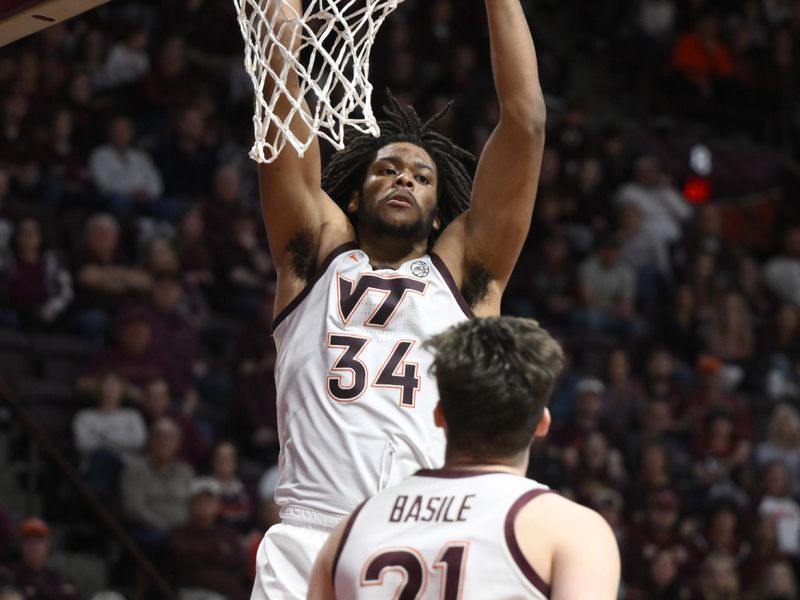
334, 470, 552, 600
272, 243, 473, 525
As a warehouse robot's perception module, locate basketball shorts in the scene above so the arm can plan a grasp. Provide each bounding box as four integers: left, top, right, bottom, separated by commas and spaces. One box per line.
251, 522, 331, 600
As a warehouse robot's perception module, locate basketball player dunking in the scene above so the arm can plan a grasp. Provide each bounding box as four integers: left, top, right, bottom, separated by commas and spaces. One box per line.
252, 1, 546, 597
308, 317, 621, 599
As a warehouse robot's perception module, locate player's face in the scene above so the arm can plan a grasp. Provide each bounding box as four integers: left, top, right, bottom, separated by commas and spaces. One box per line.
353, 142, 440, 241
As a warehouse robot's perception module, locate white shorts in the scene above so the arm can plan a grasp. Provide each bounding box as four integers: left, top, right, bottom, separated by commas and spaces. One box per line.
251, 522, 332, 600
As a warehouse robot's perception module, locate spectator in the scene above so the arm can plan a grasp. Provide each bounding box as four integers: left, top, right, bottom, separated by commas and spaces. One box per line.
234, 293, 279, 462
626, 548, 688, 600
617, 204, 671, 310
691, 500, 747, 563
155, 106, 217, 201
167, 477, 249, 600
760, 303, 800, 356
740, 515, 781, 591
676, 204, 739, 278
202, 165, 272, 314
692, 408, 750, 493
120, 417, 193, 548
0, 519, 80, 600
176, 206, 214, 291
763, 225, 800, 307
92, 26, 150, 91
603, 348, 646, 433
755, 403, 800, 493
143, 273, 202, 390
72, 370, 147, 502
210, 441, 253, 534
757, 461, 800, 557
746, 559, 798, 599
734, 254, 773, 324
73, 213, 152, 337
39, 107, 91, 203
670, 10, 734, 98
0, 217, 73, 329
140, 35, 198, 114
576, 235, 644, 339
0, 91, 34, 166
79, 305, 182, 398
0, 587, 23, 600
627, 442, 675, 514
506, 231, 579, 331
137, 378, 209, 469
626, 489, 692, 591
694, 551, 740, 599
658, 284, 703, 365
614, 155, 692, 246
88, 116, 164, 220
705, 291, 755, 363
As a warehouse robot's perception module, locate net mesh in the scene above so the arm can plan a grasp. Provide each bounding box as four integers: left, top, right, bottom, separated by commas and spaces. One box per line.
234, 0, 404, 163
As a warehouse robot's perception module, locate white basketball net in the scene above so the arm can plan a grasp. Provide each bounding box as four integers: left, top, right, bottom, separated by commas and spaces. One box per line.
234, 0, 404, 163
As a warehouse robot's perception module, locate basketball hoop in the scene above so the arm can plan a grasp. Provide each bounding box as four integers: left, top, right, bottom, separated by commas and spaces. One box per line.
234, 0, 405, 163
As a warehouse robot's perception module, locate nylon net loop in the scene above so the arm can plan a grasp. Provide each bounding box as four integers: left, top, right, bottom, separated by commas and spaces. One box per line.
234, 0, 404, 163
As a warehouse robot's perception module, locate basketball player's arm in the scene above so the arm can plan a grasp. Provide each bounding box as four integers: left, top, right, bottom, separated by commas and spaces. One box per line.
257, 0, 353, 311
437, 0, 544, 302
517, 496, 620, 600
307, 520, 348, 600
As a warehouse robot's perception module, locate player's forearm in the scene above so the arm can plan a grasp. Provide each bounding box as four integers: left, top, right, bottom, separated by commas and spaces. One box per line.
485, 0, 545, 127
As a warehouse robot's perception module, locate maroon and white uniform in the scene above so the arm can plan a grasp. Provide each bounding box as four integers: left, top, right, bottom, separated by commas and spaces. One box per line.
334, 469, 552, 600
253, 244, 472, 599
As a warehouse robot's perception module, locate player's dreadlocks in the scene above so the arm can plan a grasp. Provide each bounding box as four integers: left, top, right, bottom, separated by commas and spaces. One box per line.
321, 93, 475, 240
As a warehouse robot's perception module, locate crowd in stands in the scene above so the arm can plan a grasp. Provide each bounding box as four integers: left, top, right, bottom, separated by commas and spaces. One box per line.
0, 0, 799, 597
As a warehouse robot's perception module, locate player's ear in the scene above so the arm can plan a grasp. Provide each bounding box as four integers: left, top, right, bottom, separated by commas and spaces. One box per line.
433, 403, 446, 430
347, 191, 360, 215
432, 209, 441, 232
534, 408, 551, 438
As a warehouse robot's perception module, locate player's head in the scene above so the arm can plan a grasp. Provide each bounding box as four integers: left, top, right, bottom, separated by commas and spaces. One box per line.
425, 317, 564, 463
322, 93, 474, 245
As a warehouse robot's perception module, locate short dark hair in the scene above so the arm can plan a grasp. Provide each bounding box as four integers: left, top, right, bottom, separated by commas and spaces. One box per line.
321, 93, 474, 242
425, 317, 564, 459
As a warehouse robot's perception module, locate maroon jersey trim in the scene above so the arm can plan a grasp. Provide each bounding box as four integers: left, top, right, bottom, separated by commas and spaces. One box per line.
429, 253, 475, 319
505, 489, 552, 597
272, 241, 359, 330
331, 500, 367, 587
415, 468, 513, 479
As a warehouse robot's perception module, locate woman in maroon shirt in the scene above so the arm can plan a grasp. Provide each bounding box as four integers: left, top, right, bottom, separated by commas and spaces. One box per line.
0, 217, 73, 329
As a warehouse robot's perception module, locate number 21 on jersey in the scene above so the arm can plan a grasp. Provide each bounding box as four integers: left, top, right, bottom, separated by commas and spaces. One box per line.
360, 542, 469, 600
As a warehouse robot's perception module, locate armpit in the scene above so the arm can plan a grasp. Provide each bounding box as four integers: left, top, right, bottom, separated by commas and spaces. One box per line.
286, 231, 318, 284
461, 261, 492, 309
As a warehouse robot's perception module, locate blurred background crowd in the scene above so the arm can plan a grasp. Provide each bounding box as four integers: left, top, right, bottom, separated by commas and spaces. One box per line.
0, 0, 800, 597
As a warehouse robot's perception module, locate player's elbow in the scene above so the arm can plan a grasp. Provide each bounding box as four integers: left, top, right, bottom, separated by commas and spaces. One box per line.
500, 96, 546, 137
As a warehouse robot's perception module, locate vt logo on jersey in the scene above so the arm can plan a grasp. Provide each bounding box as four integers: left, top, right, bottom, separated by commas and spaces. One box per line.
337, 273, 427, 327
328, 272, 429, 407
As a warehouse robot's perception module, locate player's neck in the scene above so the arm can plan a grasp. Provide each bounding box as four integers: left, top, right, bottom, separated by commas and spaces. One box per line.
444, 452, 529, 477
358, 233, 428, 269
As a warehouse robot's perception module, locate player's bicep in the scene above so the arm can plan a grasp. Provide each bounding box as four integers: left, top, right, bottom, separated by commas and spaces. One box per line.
550, 509, 620, 600
258, 162, 352, 274
463, 118, 544, 287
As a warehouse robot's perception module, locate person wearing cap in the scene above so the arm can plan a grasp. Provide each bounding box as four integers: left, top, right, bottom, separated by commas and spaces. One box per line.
167, 476, 249, 600
0, 519, 80, 600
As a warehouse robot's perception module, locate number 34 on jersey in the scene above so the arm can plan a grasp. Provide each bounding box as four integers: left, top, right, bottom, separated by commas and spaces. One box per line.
326, 272, 428, 408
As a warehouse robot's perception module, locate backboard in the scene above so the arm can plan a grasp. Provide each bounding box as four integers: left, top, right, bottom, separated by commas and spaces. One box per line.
0, 0, 111, 47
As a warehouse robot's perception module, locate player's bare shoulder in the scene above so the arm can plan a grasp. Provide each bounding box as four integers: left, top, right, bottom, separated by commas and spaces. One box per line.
514, 492, 620, 600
